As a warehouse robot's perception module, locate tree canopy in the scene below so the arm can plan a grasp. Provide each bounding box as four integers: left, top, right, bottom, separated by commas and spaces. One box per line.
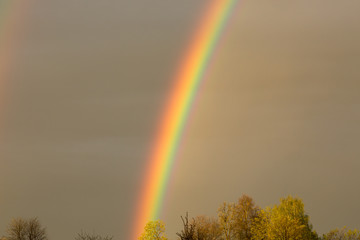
139, 220, 168, 240
139, 194, 358, 240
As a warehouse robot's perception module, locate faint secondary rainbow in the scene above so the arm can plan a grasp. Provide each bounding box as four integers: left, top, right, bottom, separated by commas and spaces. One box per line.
0, 1, 31, 107
0, 0, 15, 83
131, 0, 240, 239
1, 1, 18, 76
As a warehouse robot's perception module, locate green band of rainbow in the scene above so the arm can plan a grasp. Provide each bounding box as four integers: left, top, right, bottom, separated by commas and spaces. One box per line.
131, 0, 239, 239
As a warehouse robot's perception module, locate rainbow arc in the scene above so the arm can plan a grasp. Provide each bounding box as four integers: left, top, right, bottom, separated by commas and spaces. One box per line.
131, 0, 240, 239
1, 1, 240, 239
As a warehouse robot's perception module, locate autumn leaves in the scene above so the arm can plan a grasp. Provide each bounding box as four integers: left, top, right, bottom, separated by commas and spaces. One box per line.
139, 195, 360, 240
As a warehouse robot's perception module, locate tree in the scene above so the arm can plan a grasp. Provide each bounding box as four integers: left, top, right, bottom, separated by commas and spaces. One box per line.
176, 213, 196, 240
7, 218, 47, 240
75, 231, 113, 240
193, 215, 221, 240
345, 229, 360, 240
268, 196, 306, 240
26, 218, 47, 240
250, 196, 318, 240
322, 227, 360, 240
176, 213, 221, 240
218, 202, 236, 240
217, 195, 259, 240
232, 195, 259, 240
7, 218, 27, 240
139, 220, 167, 240
251, 208, 270, 240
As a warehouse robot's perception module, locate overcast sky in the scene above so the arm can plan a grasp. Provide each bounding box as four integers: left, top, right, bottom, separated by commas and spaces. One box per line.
1, 0, 360, 239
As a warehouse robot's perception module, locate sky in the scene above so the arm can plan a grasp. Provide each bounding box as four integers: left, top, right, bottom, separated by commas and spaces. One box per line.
1, 0, 360, 239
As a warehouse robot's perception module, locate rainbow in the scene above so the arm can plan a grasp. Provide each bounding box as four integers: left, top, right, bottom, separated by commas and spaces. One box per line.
131, 0, 240, 239
0, 1, 30, 102
0, 0, 14, 82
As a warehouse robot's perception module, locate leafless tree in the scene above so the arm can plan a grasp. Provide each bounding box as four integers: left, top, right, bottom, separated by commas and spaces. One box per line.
7, 219, 27, 240
26, 218, 47, 240
7, 218, 47, 240
75, 231, 113, 240
176, 213, 196, 240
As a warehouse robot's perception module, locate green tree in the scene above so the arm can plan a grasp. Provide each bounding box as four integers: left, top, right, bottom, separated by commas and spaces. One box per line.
139, 220, 167, 240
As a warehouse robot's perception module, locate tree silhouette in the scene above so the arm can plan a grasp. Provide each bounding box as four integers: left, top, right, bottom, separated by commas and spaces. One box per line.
176, 213, 196, 240
6, 218, 47, 240
75, 231, 113, 240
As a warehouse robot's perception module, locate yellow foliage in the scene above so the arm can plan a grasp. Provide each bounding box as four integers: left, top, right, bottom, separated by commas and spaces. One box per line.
251, 196, 317, 240
323, 227, 360, 240
139, 220, 168, 240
